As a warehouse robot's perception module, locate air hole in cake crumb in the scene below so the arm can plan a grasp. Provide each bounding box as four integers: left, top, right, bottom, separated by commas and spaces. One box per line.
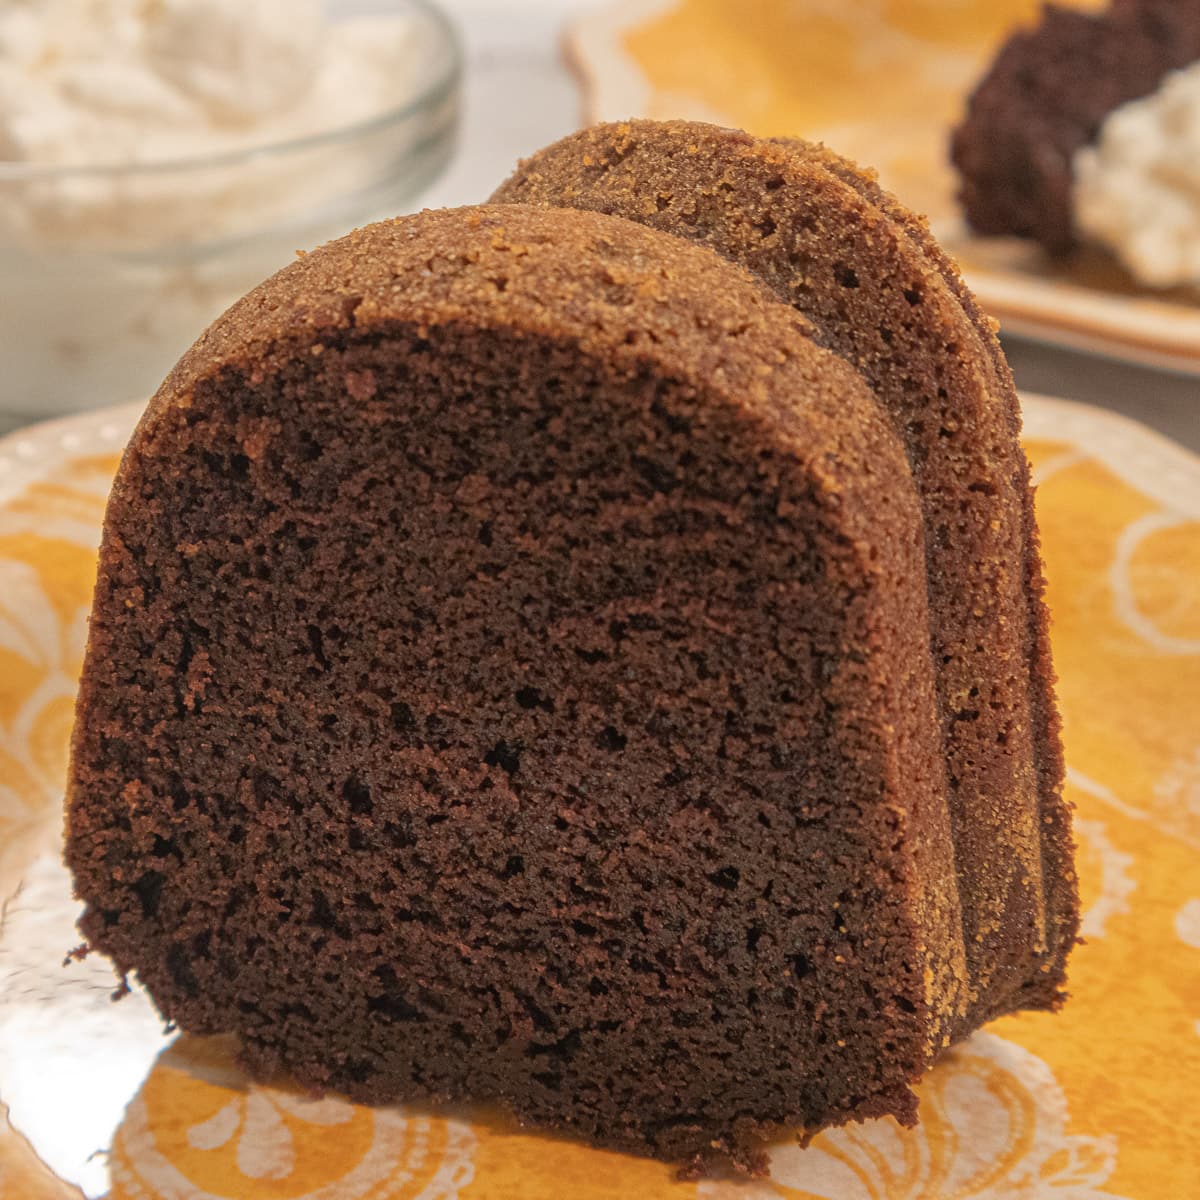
169, 772, 189, 811
903, 286, 922, 305
390, 701, 415, 731
342, 776, 373, 815
790, 953, 813, 979
652, 770, 686, 799
500, 854, 525, 880
708, 866, 740, 890
746, 925, 764, 953
588, 977, 609, 996
230, 454, 250, 480
835, 264, 859, 288
515, 687, 554, 712
166, 944, 198, 996
485, 740, 522, 775
519, 994, 556, 1033
369, 965, 427, 1022
572, 919, 598, 937
384, 817, 415, 848
151, 835, 178, 860
880, 325, 894, 344
306, 625, 330, 670
756, 216, 777, 238
655, 193, 672, 211
368, 991, 426, 1022
650, 398, 692, 436
344, 1060, 372, 1084
310, 890, 337, 929
632, 910, 649, 935
895, 994, 917, 1015
633, 455, 679, 494
595, 725, 627, 752
574, 646, 608, 664
133, 871, 165, 918
968, 481, 998, 496
528, 1029, 582, 1060
765, 175, 785, 191
176, 632, 195, 675
297, 432, 322, 462
477, 521, 493, 546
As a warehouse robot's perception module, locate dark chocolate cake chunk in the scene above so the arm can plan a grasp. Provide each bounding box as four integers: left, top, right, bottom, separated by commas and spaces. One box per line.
492, 119, 1078, 1031
951, 0, 1200, 254
68, 203, 973, 1171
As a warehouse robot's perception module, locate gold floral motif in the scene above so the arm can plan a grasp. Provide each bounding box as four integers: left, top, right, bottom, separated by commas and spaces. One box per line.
109, 1037, 476, 1200
699, 1035, 1126, 1200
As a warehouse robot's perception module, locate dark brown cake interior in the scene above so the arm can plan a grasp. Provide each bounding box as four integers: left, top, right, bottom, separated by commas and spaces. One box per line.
491, 120, 1078, 1028
68, 205, 964, 1171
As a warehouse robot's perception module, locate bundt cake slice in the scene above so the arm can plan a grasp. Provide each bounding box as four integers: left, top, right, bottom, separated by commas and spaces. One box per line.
67, 204, 969, 1171
491, 119, 1079, 1032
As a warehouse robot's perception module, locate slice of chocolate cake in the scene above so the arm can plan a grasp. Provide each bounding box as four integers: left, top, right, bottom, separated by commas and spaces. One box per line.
951, 0, 1200, 256
67, 203, 971, 1171
491, 119, 1078, 1032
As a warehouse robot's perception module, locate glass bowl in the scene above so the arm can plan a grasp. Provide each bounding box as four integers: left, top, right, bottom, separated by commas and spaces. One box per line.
0, 0, 461, 431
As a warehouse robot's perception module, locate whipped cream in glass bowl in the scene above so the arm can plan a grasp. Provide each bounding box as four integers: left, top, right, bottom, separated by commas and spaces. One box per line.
0, 0, 461, 429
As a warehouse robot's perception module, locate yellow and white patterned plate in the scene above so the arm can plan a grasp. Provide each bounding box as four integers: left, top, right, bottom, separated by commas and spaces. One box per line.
567, 0, 1200, 374
2, 395, 1199, 1199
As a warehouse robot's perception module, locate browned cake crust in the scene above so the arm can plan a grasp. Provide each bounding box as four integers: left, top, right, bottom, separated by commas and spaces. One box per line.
67, 204, 970, 1171
492, 119, 1079, 1030
950, 0, 1200, 255
774, 136, 1074, 1016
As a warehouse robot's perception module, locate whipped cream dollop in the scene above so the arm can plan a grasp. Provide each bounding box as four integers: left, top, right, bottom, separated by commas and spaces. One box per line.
0, 0, 423, 166
1074, 62, 1200, 290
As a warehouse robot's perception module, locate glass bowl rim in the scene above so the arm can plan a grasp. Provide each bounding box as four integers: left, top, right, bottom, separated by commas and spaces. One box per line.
0, 0, 462, 183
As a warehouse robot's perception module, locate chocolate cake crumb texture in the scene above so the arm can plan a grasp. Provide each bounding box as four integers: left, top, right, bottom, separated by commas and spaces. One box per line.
493, 119, 1077, 1033
67, 124, 1079, 1173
